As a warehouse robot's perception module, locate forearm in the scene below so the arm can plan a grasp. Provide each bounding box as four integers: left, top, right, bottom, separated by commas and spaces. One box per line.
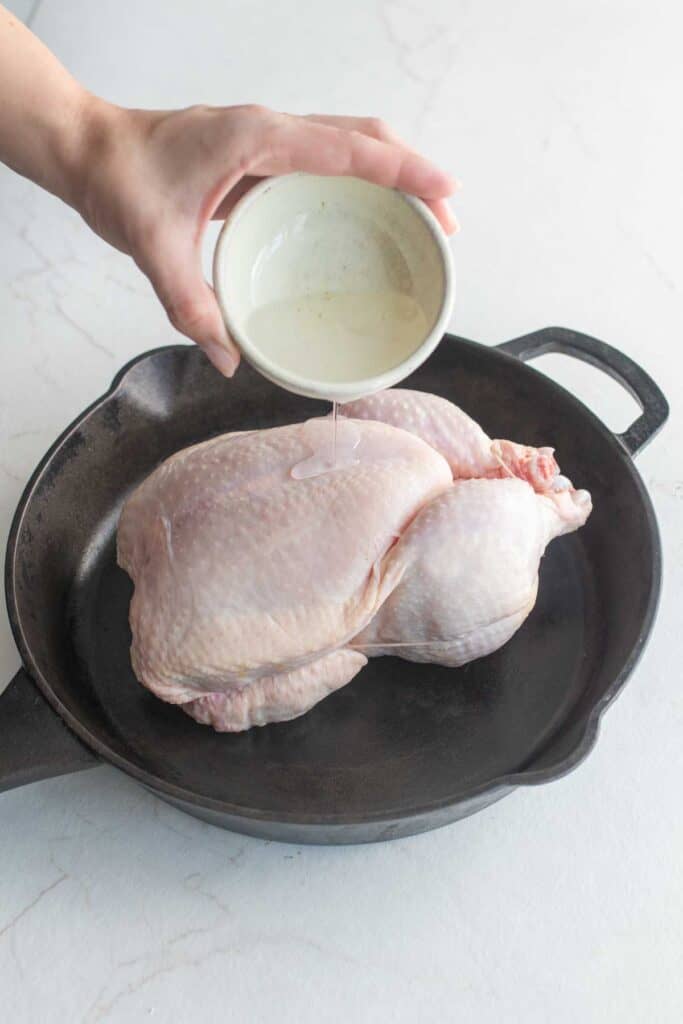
0, 4, 105, 207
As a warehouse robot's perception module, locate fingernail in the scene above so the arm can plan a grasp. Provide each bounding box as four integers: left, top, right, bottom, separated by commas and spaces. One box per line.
203, 340, 238, 377
443, 206, 460, 234
443, 175, 463, 194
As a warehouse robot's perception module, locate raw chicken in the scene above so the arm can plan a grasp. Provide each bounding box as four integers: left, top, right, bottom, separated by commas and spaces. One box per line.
343, 390, 561, 490
117, 390, 591, 731
118, 417, 451, 704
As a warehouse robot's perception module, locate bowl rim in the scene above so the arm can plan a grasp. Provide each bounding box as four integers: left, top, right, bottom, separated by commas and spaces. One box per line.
212, 172, 456, 401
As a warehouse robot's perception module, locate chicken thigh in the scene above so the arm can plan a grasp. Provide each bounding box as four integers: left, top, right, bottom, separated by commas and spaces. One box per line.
117, 390, 591, 731
353, 477, 589, 666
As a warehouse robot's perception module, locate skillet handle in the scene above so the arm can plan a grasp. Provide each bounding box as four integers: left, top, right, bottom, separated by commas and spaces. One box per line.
0, 668, 99, 794
497, 326, 669, 456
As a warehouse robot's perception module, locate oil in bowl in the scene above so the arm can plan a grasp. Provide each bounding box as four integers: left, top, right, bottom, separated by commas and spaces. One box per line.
213, 173, 455, 402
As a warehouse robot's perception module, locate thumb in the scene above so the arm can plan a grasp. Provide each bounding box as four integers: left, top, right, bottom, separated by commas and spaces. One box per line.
141, 245, 240, 377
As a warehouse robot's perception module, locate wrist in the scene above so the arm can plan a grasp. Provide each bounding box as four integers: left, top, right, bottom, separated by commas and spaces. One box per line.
52, 89, 119, 211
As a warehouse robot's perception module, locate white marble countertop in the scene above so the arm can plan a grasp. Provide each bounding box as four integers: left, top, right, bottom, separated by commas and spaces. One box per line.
1, 1, 682, 1021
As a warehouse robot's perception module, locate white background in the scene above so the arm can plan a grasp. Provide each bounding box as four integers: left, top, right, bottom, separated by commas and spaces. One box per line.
1, 1, 682, 1021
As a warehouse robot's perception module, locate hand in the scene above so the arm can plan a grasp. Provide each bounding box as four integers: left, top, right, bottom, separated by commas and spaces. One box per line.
0, 15, 457, 375
77, 102, 459, 376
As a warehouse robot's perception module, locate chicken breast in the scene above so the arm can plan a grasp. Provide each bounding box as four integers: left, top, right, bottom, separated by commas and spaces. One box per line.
118, 417, 451, 705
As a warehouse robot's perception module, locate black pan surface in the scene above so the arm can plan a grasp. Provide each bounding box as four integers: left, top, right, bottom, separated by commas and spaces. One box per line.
3, 329, 668, 842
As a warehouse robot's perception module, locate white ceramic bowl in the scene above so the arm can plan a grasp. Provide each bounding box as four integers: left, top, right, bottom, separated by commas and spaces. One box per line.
213, 173, 455, 402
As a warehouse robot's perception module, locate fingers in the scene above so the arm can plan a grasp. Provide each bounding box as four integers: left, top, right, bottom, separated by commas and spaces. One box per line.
424, 197, 460, 235
300, 115, 460, 232
304, 114, 406, 144
305, 116, 461, 234
248, 115, 456, 200
209, 110, 460, 231
138, 241, 240, 377
211, 167, 459, 234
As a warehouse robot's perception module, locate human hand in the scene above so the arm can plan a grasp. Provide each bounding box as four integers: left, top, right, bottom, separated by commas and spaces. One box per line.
77, 102, 459, 376
0, 15, 458, 375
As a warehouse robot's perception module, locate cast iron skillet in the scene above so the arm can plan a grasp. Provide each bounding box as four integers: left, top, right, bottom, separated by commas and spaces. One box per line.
1, 328, 668, 844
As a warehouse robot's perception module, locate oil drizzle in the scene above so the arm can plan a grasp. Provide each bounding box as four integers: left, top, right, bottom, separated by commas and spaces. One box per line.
332, 400, 338, 466
291, 405, 361, 480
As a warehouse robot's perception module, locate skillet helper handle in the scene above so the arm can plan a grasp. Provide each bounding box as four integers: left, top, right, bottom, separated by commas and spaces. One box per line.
0, 668, 99, 794
498, 326, 669, 456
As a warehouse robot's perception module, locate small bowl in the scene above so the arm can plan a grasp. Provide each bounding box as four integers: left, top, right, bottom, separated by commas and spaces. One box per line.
213, 173, 455, 402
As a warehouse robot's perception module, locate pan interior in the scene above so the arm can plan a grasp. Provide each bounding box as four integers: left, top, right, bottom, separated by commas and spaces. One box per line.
11, 341, 657, 820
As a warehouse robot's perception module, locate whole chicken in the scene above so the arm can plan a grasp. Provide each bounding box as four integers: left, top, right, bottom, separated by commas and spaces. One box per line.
117, 390, 591, 731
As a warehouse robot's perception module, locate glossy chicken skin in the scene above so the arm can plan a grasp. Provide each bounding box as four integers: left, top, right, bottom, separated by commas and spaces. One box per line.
117, 390, 591, 731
